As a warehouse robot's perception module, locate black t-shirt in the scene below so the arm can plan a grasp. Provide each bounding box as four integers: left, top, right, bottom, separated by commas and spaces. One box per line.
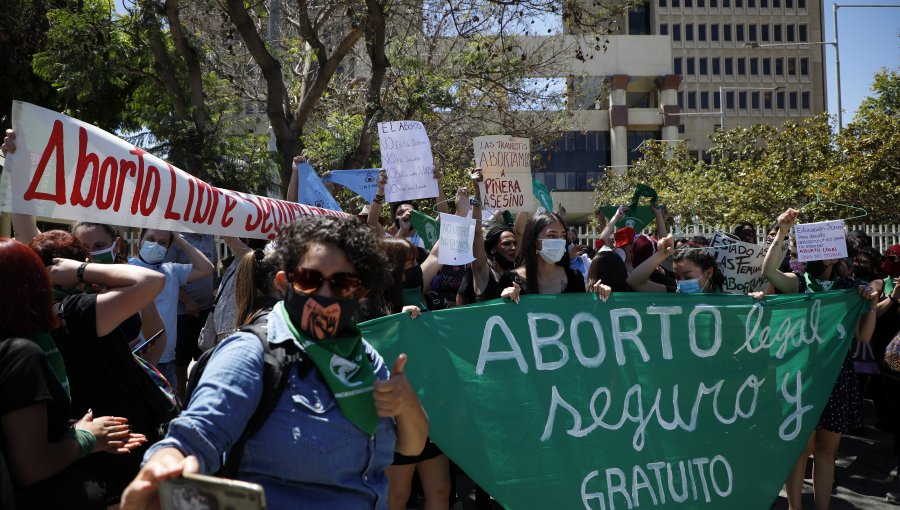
0, 337, 71, 441
498, 266, 586, 295
458, 267, 506, 304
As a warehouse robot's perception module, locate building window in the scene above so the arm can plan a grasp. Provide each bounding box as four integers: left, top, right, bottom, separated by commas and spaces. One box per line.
777, 91, 785, 109
673, 24, 682, 41
724, 24, 732, 41
701, 91, 710, 109
789, 91, 798, 109
711, 24, 720, 41
787, 25, 795, 42
685, 0, 693, 7
685, 24, 694, 41
674, 57, 683, 75
763, 57, 772, 75
798, 0, 805, 8
750, 57, 759, 75
748, 0, 755, 6
751, 91, 760, 109
629, 4, 652, 35
788, 57, 796, 76
786, 0, 793, 8
773, 0, 780, 7
714, 91, 721, 109
712, 57, 721, 75
535, 132, 612, 191
687, 57, 696, 74
761, 0, 768, 7
739, 91, 747, 109
762, 24, 770, 41
677, 91, 684, 107
799, 24, 807, 42
679, 124, 686, 134
764, 91, 773, 109
725, 57, 734, 75
737, 58, 746, 75
723, 0, 730, 7
688, 91, 697, 109
749, 24, 757, 42
660, 23, 669, 35
660, 0, 667, 7
802, 91, 810, 109
726, 91, 735, 109
800, 57, 809, 76
775, 57, 784, 75
735, 0, 743, 7
672, 0, 680, 6
774, 25, 782, 42
699, 24, 707, 41
700, 57, 708, 75
710, 0, 717, 7
736, 24, 745, 42
698, 0, 705, 6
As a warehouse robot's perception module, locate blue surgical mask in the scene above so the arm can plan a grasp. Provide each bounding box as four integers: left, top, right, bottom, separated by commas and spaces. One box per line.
676, 274, 708, 294
537, 238, 566, 264
140, 241, 167, 265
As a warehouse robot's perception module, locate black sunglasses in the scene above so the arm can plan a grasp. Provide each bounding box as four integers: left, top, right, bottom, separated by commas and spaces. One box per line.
289, 267, 362, 298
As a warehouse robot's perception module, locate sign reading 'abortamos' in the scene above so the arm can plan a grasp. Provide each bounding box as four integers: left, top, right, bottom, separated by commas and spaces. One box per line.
474, 135, 534, 213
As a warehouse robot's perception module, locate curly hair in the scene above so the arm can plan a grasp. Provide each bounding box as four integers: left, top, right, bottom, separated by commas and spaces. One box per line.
484, 224, 514, 259
29, 230, 91, 266
276, 216, 390, 293
0, 238, 59, 336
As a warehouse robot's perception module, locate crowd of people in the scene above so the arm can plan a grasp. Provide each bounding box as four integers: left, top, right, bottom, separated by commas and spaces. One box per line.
1, 129, 899, 509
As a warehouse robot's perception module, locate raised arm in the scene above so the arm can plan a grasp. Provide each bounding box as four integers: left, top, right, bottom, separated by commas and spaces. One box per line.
469, 169, 491, 294
761, 208, 800, 294
652, 204, 668, 239
172, 234, 215, 283
598, 206, 628, 247
222, 236, 251, 258
286, 156, 301, 203
855, 286, 881, 342
138, 303, 167, 366
369, 170, 387, 230
514, 211, 529, 243
2, 130, 42, 244
626, 234, 672, 293
49, 258, 165, 337
433, 166, 449, 215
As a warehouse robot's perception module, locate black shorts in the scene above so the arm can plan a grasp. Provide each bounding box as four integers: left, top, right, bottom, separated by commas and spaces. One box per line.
392, 436, 443, 465
175, 309, 210, 366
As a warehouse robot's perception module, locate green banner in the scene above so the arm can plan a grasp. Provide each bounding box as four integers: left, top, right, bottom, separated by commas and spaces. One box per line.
532, 178, 553, 212
361, 291, 866, 510
410, 210, 440, 250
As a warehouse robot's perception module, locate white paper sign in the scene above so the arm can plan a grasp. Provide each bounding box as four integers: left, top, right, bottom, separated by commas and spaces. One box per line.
710, 232, 781, 294
438, 213, 476, 265
474, 135, 534, 213
794, 220, 848, 262
378, 121, 437, 202
0, 101, 348, 239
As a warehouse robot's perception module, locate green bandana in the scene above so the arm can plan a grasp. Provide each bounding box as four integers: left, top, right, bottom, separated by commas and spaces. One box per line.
29, 331, 70, 398
277, 302, 378, 435
804, 272, 836, 293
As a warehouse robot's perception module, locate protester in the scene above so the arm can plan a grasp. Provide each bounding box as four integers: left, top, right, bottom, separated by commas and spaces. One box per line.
586, 251, 631, 293
232, 248, 282, 328
121, 216, 428, 509
626, 236, 724, 293
163, 232, 218, 401
761, 208, 880, 510
847, 229, 873, 249
129, 229, 215, 391
733, 221, 757, 244
0, 238, 148, 508
369, 168, 450, 259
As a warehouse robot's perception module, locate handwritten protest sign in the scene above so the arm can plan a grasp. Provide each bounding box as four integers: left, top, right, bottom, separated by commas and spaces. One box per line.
438, 213, 475, 265
0, 102, 347, 239
794, 220, 848, 262
378, 121, 437, 202
709, 232, 778, 294
474, 135, 534, 213
362, 291, 865, 509
323, 169, 380, 202
296, 161, 342, 211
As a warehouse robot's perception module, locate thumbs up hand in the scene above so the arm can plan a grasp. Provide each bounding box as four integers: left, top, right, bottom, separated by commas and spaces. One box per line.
373, 354, 418, 418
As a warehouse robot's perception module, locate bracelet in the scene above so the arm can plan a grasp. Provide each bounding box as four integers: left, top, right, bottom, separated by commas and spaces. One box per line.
373, 194, 385, 204
66, 428, 96, 458
76, 262, 89, 283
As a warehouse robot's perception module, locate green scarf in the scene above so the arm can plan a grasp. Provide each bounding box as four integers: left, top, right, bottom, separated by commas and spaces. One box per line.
804, 272, 836, 293
29, 332, 70, 398
277, 302, 378, 435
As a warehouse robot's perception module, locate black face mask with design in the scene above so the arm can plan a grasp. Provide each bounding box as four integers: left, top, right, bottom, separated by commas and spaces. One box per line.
282, 286, 359, 341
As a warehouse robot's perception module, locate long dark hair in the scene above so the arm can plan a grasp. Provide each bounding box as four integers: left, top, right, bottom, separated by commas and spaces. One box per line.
516, 211, 570, 294
587, 251, 630, 292
484, 224, 514, 262
673, 248, 725, 290
380, 237, 417, 314
235, 249, 281, 327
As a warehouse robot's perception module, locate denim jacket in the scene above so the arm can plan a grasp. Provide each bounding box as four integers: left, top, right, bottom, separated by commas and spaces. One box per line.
145, 309, 397, 509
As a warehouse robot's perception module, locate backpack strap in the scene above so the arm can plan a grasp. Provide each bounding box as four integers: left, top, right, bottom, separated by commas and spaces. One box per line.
218, 323, 308, 477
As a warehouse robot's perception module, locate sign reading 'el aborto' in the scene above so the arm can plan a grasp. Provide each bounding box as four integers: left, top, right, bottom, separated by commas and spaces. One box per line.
710, 232, 781, 294
0, 102, 347, 239
794, 220, 848, 262
378, 121, 437, 203
361, 291, 866, 510
474, 135, 534, 213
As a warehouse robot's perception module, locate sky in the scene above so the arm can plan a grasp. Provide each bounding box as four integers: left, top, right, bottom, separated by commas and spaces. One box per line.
821, 1, 900, 125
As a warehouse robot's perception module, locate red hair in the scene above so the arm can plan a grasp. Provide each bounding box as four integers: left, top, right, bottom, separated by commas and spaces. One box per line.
0, 238, 58, 336
29, 230, 90, 266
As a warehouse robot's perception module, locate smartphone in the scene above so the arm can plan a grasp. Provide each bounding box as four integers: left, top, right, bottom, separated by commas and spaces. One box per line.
160, 472, 266, 510
130, 329, 165, 355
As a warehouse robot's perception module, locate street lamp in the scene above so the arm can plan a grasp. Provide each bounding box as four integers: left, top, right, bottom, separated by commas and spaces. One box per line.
744, 3, 900, 131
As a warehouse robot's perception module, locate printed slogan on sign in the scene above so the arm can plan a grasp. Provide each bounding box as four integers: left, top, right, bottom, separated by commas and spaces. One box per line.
362, 291, 866, 510
0, 102, 347, 239
474, 135, 534, 213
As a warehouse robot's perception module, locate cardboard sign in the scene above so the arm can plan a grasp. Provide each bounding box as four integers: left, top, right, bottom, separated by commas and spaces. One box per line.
0, 102, 347, 239
710, 232, 776, 294
474, 135, 534, 213
794, 220, 848, 262
378, 121, 437, 202
438, 213, 476, 265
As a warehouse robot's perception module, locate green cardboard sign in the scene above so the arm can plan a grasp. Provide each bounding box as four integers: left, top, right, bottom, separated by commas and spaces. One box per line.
410, 210, 440, 250
532, 178, 553, 212
361, 291, 866, 510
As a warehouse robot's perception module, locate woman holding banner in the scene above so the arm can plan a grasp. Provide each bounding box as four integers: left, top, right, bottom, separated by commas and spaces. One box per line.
762, 208, 880, 510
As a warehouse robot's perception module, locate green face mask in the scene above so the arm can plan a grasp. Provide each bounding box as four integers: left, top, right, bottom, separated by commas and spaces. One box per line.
90, 246, 116, 264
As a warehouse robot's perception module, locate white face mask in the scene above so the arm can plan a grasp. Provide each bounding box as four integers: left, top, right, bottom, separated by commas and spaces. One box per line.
537, 238, 566, 264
